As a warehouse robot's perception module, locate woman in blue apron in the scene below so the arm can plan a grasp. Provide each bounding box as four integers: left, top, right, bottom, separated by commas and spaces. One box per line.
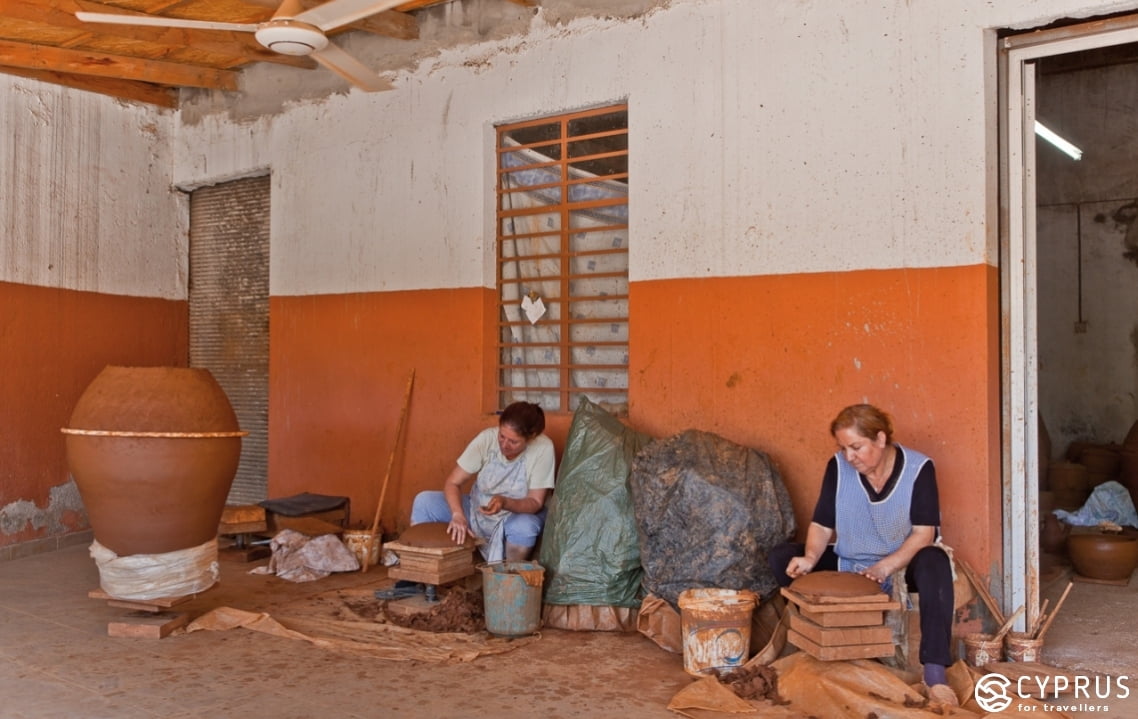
768, 404, 957, 707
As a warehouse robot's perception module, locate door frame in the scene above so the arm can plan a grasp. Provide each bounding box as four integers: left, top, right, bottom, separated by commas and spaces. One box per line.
1000, 14, 1138, 630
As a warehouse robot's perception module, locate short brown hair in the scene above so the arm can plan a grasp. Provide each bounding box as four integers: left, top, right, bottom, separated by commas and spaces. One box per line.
499, 401, 545, 439
830, 404, 894, 444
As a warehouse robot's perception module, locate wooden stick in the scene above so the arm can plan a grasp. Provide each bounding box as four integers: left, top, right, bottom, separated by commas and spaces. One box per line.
1034, 581, 1074, 641
992, 604, 1025, 643
958, 559, 1006, 625
361, 369, 416, 573
1030, 598, 1050, 637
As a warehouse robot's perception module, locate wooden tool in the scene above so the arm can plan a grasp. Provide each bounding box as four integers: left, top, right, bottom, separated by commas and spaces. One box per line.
958, 559, 1006, 625
1029, 598, 1050, 637
362, 369, 415, 573
1034, 580, 1074, 641
991, 604, 1025, 643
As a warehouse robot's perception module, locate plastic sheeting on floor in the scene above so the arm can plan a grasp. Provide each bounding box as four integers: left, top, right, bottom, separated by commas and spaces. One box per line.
667, 652, 1074, 718
186, 606, 537, 663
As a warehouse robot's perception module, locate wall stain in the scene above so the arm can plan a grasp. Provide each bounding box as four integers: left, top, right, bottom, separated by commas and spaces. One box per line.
0, 480, 87, 538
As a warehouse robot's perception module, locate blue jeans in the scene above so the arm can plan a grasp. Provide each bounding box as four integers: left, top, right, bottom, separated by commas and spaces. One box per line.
409, 491, 547, 548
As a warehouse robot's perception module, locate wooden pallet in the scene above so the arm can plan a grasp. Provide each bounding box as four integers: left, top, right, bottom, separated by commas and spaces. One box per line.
90, 588, 201, 639
384, 541, 476, 585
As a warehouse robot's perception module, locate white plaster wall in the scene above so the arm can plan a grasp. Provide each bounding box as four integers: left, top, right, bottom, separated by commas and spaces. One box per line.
1, 77, 185, 299
172, 0, 1138, 296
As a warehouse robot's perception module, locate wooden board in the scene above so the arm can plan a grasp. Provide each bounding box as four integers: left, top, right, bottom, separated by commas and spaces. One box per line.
1072, 573, 1130, 586
789, 611, 891, 646
798, 606, 886, 627
981, 662, 1081, 696
107, 611, 189, 639
385, 541, 476, 585
787, 628, 894, 661
781, 587, 900, 614
89, 588, 200, 610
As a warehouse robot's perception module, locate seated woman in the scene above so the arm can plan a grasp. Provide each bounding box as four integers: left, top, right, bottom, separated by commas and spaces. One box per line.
768, 403, 957, 706
419, 400, 556, 551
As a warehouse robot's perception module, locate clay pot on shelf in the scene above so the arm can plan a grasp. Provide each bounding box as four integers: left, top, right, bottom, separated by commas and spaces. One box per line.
62, 366, 246, 556
1066, 532, 1138, 582
1040, 513, 1070, 555
1048, 462, 1089, 510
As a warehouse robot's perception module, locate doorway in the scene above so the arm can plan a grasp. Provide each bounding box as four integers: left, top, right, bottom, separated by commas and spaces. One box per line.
1002, 15, 1138, 633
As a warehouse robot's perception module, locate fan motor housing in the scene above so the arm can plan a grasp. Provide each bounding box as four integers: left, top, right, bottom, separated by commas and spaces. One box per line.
255, 20, 328, 56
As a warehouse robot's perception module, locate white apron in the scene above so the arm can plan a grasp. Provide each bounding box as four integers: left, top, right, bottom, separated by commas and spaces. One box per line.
469, 450, 530, 563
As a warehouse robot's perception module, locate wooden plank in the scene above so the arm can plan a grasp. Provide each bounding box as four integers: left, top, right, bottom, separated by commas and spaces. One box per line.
388, 562, 475, 586
107, 611, 189, 639
220, 504, 266, 525
798, 606, 885, 627
781, 587, 899, 613
787, 628, 894, 661
791, 590, 891, 605
384, 541, 472, 557
789, 612, 891, 647
1072, 573, 1130, 586
88, 588, 197, 609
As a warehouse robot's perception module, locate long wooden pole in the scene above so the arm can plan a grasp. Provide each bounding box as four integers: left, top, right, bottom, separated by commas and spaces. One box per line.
361, 369, 415, 573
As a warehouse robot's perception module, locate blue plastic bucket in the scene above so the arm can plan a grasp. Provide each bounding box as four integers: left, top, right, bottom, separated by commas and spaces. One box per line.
479, 561, 545, 636
677, 588, 757, 676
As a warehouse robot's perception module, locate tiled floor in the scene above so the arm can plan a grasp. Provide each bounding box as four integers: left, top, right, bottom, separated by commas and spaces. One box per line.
0, 544, 1135, 718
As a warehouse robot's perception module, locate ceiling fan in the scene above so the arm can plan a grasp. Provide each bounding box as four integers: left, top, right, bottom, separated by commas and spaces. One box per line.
75, 0, 404, 91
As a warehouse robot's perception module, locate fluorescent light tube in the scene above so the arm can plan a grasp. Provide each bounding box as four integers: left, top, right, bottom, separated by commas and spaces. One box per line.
1035, 121, 1083, 161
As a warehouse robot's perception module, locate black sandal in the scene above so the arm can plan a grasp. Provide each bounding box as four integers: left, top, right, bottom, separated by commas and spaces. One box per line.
374, 581, 423, 601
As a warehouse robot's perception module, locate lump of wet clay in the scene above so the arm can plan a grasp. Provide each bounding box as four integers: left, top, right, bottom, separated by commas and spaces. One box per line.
789, 570, 881, 598
397, 522, 476, 549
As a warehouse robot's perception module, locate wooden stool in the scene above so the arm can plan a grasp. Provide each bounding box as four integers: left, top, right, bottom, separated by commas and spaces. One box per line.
782, 586, 899, 660
218, 504, 271, 561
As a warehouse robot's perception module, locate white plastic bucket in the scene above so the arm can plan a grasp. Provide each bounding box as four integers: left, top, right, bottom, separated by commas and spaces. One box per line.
677, 588, 757, 676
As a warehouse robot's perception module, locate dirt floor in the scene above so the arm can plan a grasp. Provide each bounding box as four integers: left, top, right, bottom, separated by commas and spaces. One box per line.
1, 542, 1137, 718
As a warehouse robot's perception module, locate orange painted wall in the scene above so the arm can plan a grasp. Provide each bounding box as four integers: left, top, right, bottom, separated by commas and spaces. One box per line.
629, 265, 1002, 575
268, 289, 573, 537
0, 281, 188, 547
269, 264, 1001, 573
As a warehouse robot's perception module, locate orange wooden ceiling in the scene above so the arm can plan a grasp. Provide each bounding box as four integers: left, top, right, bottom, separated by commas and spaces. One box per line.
0, 0, 528, 107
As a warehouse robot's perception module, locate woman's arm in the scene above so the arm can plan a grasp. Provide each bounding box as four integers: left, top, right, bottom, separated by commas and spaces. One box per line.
480, 488, 549, 516
443, 464, 476, 543
786, 521, 835, 579
861, 524, 936, 583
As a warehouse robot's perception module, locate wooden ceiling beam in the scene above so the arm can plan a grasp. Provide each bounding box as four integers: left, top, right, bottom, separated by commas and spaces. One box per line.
0, 65, 178, 106
0, 39, 238, 89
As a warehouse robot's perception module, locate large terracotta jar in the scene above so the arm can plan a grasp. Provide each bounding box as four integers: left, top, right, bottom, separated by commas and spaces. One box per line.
62, 366, 245, 556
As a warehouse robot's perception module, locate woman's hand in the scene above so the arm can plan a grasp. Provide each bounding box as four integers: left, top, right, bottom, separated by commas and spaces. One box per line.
447, 512, 471, 544
785, 555, 816, 579
478, 495, 507, 515
860, 560, 894, 584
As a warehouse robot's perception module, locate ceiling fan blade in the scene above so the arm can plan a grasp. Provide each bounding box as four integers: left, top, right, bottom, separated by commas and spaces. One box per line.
293, 0, 406, 32
75, 11, 258, 33
311, 43, 393, 91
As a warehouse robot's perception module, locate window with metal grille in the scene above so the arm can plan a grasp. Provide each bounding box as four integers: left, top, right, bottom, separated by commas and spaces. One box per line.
496, 104, 629, 414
